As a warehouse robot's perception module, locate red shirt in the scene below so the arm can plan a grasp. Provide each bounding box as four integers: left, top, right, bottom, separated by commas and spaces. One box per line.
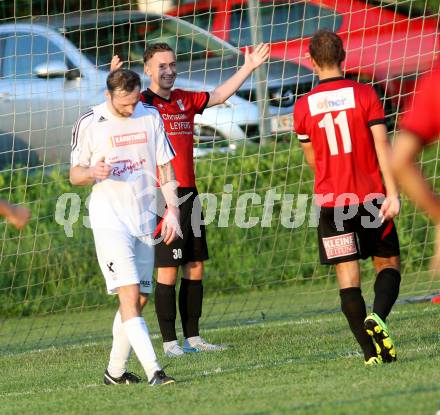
141, 88, 209, 187
294, 77, 386, 207
400, 67, 440, 144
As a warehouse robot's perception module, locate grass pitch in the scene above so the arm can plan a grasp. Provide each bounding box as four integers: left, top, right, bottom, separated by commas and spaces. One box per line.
0, 301, 439, 415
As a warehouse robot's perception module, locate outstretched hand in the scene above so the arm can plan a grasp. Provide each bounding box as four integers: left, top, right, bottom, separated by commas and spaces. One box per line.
244, 43, 270, 71
110, 55, 123, 72
6, 205, 31, 230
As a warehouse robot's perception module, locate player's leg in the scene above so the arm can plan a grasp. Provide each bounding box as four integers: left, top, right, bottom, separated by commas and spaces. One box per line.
105, 309, 136, 383
95, 230, 173, 385
92, 228, 141, 384
132, 235, 175, 384
357, 209, 401, 363
140, 293, 149, 309
318, 206, 378, 364
106, 294, 149, 382
364, 255, 400, 362
118, 284, 174, 385
107, 266, 149, 381
336, 260, 379, 364
180, 189, 224, 352
155, 266, 184, 357
372, 255, 401, 321
180, 261, 226, 352
180, 261, 203, 341
154, 187, 202, 357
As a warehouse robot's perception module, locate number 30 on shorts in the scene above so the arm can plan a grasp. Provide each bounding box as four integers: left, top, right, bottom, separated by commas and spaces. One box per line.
172, 248, 182, 259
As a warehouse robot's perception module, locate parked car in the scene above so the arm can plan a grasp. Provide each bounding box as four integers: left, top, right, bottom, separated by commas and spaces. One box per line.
0, 12, 263, 168
171, 0, 439, 118
56, 11, 312, 132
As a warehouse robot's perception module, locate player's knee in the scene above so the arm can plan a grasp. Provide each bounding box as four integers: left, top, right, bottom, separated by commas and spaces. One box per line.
157, 267, 178, 285
117, 285, 141, 313
373, 256, 400, 273
184, 261, 204, 279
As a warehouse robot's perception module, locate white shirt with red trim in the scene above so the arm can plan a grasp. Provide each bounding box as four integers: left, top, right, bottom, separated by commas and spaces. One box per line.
71, 101, 175, 236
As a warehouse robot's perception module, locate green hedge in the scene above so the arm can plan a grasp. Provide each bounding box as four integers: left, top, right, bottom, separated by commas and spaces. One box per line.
0, 140, 437, 316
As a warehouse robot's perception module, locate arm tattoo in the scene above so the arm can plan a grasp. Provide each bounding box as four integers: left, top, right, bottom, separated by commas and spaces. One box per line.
158, 162, 176, 185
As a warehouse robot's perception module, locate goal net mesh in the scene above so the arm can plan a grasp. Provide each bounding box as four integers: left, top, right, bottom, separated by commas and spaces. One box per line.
0, 0, 439, 353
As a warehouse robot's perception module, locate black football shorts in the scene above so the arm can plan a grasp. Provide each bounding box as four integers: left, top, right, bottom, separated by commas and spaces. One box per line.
317, 199, 400, 265
154, 187, 209, 267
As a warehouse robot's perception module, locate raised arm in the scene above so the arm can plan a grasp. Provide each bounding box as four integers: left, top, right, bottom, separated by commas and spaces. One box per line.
371, 124, 400, 221
207, 43, 269, 107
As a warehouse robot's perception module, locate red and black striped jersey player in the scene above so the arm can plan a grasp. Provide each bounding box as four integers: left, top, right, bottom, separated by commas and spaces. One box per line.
111, 42, 269, 356
293, 30, 401, 366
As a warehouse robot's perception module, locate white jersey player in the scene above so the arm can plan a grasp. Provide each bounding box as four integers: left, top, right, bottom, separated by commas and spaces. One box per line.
70, 69, 181, 386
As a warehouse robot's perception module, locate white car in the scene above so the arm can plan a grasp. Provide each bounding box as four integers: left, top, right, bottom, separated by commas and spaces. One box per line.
0, 13, 260, 167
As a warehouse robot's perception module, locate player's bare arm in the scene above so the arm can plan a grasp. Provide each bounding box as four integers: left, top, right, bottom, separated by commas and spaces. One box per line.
300, 142, 316, 173
393, 130, 440, 273
70, 157, 112, 186
0, 200, 31, 229
393, 131, 440, 222
158, 161, 182, 245
207, 43, 270, 107
371, 124, 400, 221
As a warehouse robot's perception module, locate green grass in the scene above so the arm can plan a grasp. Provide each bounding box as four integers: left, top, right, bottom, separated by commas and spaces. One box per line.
0, 301, 439, 415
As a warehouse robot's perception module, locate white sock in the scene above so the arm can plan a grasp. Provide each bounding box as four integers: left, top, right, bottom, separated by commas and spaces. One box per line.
122, 317, 161, 381
107, 311, 132, 378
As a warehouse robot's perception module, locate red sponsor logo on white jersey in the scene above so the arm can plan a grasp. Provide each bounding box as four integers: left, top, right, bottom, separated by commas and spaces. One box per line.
112, 131, 147, 147
322, 232, 357, 259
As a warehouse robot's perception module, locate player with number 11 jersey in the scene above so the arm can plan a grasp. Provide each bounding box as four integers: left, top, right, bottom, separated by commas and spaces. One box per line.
294, 30, 401, 367
294, 77, 386, 206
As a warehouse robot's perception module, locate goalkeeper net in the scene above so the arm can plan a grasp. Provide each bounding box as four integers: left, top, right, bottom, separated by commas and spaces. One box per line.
0, 0, 439, 354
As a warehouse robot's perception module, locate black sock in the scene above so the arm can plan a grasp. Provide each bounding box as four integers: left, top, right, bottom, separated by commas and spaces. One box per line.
340, 287, 376, 360
373, 268, 401, 322
179, 279, 203, 338
155, 282, 177, 342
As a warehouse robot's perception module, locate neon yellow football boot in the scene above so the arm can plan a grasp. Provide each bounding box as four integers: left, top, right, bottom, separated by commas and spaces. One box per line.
364, 355, 383, 366
364, 313, 397, 363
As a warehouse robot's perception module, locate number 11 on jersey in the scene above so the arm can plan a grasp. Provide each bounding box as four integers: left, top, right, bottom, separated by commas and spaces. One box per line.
318, 110, 352, 155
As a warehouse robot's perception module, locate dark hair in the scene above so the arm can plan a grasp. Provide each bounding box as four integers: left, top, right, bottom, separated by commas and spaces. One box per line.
106, 69, 141, 94
143, 43, 175, 63
309, 30, 346, 68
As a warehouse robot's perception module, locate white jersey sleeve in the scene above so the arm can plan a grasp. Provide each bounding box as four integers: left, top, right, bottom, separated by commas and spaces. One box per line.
153, 111, 176, 166
71, 110, 94, 167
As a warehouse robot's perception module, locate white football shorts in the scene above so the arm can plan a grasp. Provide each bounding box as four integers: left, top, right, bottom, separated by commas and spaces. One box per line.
92, 228, 154, 295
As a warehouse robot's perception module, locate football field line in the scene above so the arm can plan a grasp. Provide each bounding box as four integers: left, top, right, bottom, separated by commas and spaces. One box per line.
1, 304, 433, 358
